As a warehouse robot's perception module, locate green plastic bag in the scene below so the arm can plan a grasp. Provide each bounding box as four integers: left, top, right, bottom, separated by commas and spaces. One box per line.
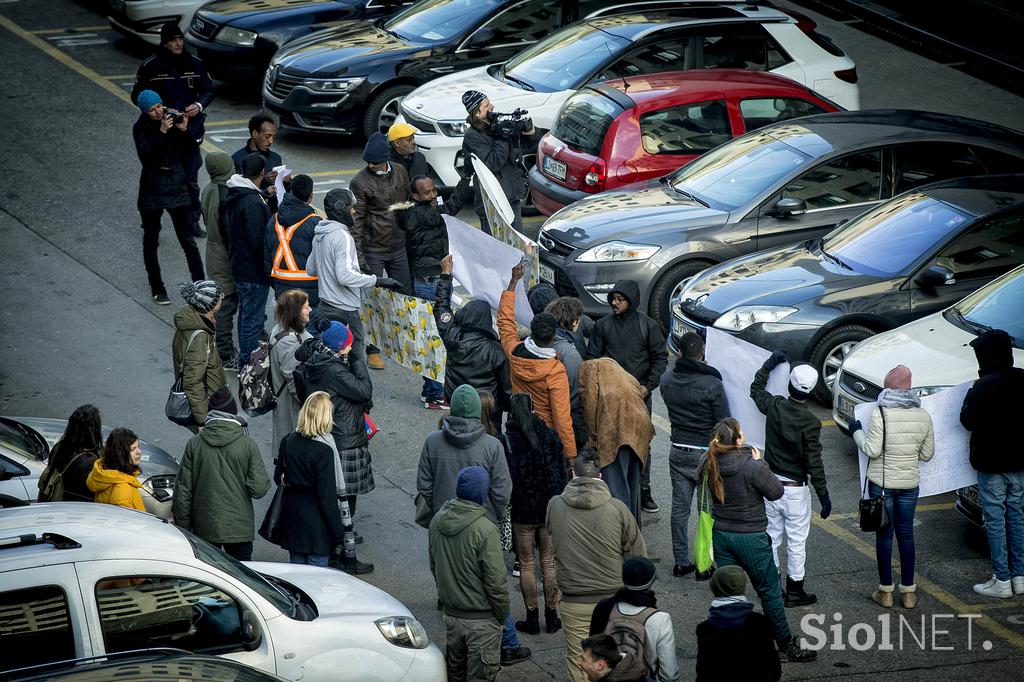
694, 474, 715, 573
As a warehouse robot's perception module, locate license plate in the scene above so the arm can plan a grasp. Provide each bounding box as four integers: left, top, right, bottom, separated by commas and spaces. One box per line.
959, 485, 981, 507
671, 317, 700, 338
543, 156, 567, 180
836, 394, 855, 423
539, 264, 555, 283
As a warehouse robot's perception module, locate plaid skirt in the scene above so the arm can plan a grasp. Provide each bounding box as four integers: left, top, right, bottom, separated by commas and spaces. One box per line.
338, 444, 375, 495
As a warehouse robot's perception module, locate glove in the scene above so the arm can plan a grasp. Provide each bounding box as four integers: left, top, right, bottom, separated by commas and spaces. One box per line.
848, 419, 863, 434
765, 349, 788, 370
819, 494, 832, 520
376, 277, 404, 292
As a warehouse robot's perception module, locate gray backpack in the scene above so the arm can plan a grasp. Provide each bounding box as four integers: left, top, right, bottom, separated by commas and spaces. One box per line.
604, 606, 656, 681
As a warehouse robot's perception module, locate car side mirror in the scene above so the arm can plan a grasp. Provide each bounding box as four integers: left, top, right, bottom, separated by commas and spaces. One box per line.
915, 265, 956, 288
774, 197, 806, 217
0, 469, 12, 482
241, 610, 263, 652
465, 27, 495, 49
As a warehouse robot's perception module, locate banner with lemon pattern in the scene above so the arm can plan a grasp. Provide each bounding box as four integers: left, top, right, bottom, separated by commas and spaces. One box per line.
360, 288, 445, 382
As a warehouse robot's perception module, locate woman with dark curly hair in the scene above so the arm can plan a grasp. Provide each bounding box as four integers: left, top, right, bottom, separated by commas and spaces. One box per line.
39, 404, 103, 502
87, 428, 145, 511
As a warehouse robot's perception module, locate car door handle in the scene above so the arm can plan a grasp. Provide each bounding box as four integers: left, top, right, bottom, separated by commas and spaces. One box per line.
724, 236, 751, 244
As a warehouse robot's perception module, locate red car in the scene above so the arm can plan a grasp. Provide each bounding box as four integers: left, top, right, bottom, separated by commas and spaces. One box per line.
530, 69, 841, 216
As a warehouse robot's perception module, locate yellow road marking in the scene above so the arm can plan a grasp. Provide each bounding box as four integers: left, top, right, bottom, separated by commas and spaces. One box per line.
828, 502, 953, 521
307, 169, 362, 177
101, 74, 136, 80
652, 413, 672, 434
206, 118, 252, 127
30, 25, 109, 35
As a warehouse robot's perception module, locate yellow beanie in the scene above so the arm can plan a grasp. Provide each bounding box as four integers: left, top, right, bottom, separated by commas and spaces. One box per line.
387, 122, 417, 142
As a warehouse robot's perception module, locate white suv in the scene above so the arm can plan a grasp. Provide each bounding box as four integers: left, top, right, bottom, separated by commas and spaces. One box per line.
400, 4, 858, 188
0, 504, 444, 680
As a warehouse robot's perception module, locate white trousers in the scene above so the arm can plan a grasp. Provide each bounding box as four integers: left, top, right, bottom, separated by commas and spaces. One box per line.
765, 479, 811, 581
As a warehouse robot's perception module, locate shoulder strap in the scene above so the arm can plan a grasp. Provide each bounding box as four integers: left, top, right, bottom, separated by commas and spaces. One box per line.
176, 330, 204, 378
879, 407, 886, 491
60, 449, 91, 476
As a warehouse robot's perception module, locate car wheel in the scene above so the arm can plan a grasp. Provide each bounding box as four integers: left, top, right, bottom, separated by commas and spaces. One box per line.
810, 324, 874, 404
362, 85, 415, 139
648, 261, 711, 333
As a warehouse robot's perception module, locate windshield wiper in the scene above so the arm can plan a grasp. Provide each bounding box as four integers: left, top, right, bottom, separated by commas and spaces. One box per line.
669, 184, 709, 207
502, 71, 534, 91
949, 307, 993, 335
819, 244, 852, 270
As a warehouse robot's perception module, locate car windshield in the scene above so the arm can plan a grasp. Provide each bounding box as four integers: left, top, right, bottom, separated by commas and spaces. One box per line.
187, 532, 295, 615
504, 24, 629, 93
948, 267, 1024, 347
822, 193, 971, 276
383, 0, 501, 43
670, 133, 811, 210
0, 419, 47, 461
552, 89, 625, 155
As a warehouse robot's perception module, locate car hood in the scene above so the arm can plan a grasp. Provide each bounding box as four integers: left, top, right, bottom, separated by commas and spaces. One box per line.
249, 562, 413, 619
199, 0, 358, 24
272, 22, 422, 77
404, 66, 554, 122
6, 416, 179, 476
542, 181, 726, 249
682, 242, 872, 315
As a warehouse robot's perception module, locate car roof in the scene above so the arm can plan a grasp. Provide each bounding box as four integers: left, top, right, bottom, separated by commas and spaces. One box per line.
598, 69, 820, 105
920, 174, 1024, 217
587, 7, 789, 41
0, 503, 193, 571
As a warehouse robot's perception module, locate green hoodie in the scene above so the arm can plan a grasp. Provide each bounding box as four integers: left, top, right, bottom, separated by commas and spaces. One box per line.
201, 152, 236, 295
172, 413, 270, 544
428, 499, 509, 624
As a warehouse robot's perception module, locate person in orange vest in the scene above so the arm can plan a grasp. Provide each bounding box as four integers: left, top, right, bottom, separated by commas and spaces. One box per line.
265, 174, 320, 331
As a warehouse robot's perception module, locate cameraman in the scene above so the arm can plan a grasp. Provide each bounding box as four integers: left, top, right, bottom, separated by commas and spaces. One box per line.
461, 90, 536, 236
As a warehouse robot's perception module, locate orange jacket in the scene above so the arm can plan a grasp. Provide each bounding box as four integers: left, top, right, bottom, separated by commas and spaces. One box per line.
498, 290, 577, 457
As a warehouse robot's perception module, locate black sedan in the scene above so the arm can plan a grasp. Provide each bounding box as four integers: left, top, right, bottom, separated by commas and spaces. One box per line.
187, 0, 413, 82
670, 174, 1024, 401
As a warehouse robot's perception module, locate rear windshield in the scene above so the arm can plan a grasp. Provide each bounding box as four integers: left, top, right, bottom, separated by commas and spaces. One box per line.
552, 89, 625, 155
383, 0, 501, 43
504, 23, 629, 92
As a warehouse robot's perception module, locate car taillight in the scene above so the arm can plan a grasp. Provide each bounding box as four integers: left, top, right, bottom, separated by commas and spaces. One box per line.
781, 8, 817, 34
582, 159, 605, 193
834, 67, 858, 84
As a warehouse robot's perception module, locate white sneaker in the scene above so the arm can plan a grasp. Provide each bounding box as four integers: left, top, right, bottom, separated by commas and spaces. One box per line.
1012, 576, 1024, 595
973, 576, 1012, 598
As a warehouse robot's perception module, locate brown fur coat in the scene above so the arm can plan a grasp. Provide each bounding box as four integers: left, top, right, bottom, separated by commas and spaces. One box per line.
579, 358, 655, 469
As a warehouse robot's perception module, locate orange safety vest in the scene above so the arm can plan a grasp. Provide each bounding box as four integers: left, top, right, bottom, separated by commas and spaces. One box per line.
270, 212, 318, 282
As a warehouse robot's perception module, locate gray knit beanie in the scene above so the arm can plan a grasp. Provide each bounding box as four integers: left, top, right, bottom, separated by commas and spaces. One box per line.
179, 280, 222, 313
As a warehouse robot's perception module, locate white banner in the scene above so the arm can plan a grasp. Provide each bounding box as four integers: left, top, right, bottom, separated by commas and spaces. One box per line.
705, 327, 790, 450
855, 380, 976, 498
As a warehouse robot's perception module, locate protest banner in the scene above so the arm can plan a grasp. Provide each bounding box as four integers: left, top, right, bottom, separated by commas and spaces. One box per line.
360, 288, 445, 383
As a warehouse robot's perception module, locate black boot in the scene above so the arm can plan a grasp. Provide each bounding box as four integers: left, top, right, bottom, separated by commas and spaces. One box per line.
338, 556, 374, 575
781, 636, 818, 662
641, 486, 659, 513
515, 608, 540, 634
545, 608, 562, 634
785, 576, 817, 607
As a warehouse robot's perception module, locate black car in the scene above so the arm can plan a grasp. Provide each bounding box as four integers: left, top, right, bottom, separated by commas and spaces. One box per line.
537, 110, 1024, 331
4, 649, 285, 681
187, 0, 414, 82
671, 174, 1024, 401
262, 0, 699, 138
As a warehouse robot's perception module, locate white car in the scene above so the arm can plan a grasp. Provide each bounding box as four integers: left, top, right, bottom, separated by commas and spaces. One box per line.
0, 504, 444, 680
400, 4, 859, 188
108, 0, 206, 45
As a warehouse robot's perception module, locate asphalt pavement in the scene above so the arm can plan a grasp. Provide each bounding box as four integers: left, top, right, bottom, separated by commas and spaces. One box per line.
1, 1, 1022, 679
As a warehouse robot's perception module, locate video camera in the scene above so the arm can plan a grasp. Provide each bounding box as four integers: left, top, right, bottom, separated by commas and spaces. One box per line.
488, 108, 533, 140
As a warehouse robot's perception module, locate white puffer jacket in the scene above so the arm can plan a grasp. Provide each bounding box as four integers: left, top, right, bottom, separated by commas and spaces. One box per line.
854, 389, 935, 489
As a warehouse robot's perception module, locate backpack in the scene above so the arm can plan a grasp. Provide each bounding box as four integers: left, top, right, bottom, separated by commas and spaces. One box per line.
604, 606, 657, 682
37, 450, 90, 503
238, 330, 292, 417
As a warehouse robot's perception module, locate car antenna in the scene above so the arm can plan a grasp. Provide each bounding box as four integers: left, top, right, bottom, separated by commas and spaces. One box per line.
621, 77, 629, 91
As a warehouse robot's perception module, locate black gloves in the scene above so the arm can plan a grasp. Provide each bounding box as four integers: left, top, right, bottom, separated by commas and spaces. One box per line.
376, 277, 404, 292
819, 494, 832, 520
764, 349, 788, 371
848, 419, 863, 434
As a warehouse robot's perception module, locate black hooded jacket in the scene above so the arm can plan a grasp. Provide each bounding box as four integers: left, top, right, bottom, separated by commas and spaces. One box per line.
224, 183, 272, 284
265, 192, 320, 289
586, 280, 667, 395
132, 114, 196, 211
293, 341, 373, 451
660, 358, 730, 446
434, 275, 510, 404
960, 332, 1024, 473
132, 46, 214, 140
395, 195, 462, 279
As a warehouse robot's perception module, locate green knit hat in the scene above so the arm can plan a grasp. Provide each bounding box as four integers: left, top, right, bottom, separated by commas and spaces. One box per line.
450, 385, 481, 419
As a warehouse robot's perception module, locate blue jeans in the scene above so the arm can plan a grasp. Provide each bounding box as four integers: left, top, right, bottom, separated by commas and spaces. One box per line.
502, 613, 520, 650
977, 471, 1024, 581
236, 280, 270, 365
601, 446, 641, 522
868, 482, 919, 586
289, 552, 329, 567
414, 280, 444, 400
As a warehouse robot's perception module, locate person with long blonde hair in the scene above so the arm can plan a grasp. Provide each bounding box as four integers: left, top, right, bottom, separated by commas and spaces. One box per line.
697, 418, 815, 663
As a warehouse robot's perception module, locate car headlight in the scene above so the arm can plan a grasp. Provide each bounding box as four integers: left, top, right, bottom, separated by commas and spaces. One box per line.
301, 77, 365, 93
575, 241, 660, 263
216, 26, 258, 47
713, 306, 797, 332
912, 385, 950, 398
438, 120, 469, 136
375, 616, 429, 649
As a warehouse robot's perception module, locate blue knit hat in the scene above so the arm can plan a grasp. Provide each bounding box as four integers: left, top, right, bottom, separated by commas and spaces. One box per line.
362, 132, 390, 164
456, 467, 489, 506
137, 90, 162, 113
318, 319, 353, 352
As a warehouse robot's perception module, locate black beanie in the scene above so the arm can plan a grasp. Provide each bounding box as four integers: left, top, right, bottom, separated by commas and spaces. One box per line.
462, 90, 486, 115
160, 21, 184, 44
622, 557, 656, 591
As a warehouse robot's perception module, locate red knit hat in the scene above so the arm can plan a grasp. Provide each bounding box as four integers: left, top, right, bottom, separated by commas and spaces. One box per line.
883, 365, 912, 390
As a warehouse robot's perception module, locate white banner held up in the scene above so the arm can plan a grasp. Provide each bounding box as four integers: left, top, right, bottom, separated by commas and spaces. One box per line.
855, 380, 975, 498
705, 327, 790, 450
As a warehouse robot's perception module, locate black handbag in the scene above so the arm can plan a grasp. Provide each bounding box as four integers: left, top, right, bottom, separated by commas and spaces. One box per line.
858, 408, 890, 532
259, 453, 287, 546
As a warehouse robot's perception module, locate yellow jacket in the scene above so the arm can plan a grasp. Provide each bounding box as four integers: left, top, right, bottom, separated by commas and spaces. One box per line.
86, 459, 146, 511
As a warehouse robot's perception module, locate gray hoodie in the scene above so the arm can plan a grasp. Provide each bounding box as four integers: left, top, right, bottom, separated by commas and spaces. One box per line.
305, 219, 377, 311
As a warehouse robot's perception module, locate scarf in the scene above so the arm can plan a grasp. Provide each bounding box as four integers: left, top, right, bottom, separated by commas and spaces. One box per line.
878, 388, 921, 409
315, 433, 346, 498
524, 337, 556, 358
710, 595, 749, 608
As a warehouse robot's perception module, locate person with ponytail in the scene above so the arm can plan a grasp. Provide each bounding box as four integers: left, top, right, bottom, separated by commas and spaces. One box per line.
698, 419, 816, 663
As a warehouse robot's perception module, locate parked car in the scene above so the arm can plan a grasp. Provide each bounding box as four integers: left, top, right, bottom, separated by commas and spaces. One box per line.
108, 0, 205, 45
670, 174, 1024, 401
0, 504, 444, 680
402, 2, 858, 191
262, 0, 701, 138
187, 0, 415, 82
529, 70, 840, 216
536, 110, 1024, 331
0, 416, 178, 519
5, 649, 287, 682
831, 264, 1024, 527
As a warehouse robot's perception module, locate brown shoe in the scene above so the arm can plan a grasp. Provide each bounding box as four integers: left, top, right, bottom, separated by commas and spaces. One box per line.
872, 585, 894, 608
899, 584, 917, 609
367, 352, 385, 370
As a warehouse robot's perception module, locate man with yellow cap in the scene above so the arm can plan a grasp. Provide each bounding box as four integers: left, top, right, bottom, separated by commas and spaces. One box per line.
388, 122, 429, 179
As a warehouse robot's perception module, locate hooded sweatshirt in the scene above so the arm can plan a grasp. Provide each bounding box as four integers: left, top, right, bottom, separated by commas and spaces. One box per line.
265, 192, 320, 290
434, 275, 509, 402
586, 279, 667, 395
224, 174, 272, 284
960, 333, 1024, 474
854, 389, 934, 489
201, 153, 236, 295
172, 412, 271, 544
416, 416, 512, 524
86, 460, 145, 511
696, 597, 780, 682
305, 219, 377, 311
579, 358, 655, 469
708, 447, 784, 533
429, 498, 510, 623
546, 477, 646, 601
